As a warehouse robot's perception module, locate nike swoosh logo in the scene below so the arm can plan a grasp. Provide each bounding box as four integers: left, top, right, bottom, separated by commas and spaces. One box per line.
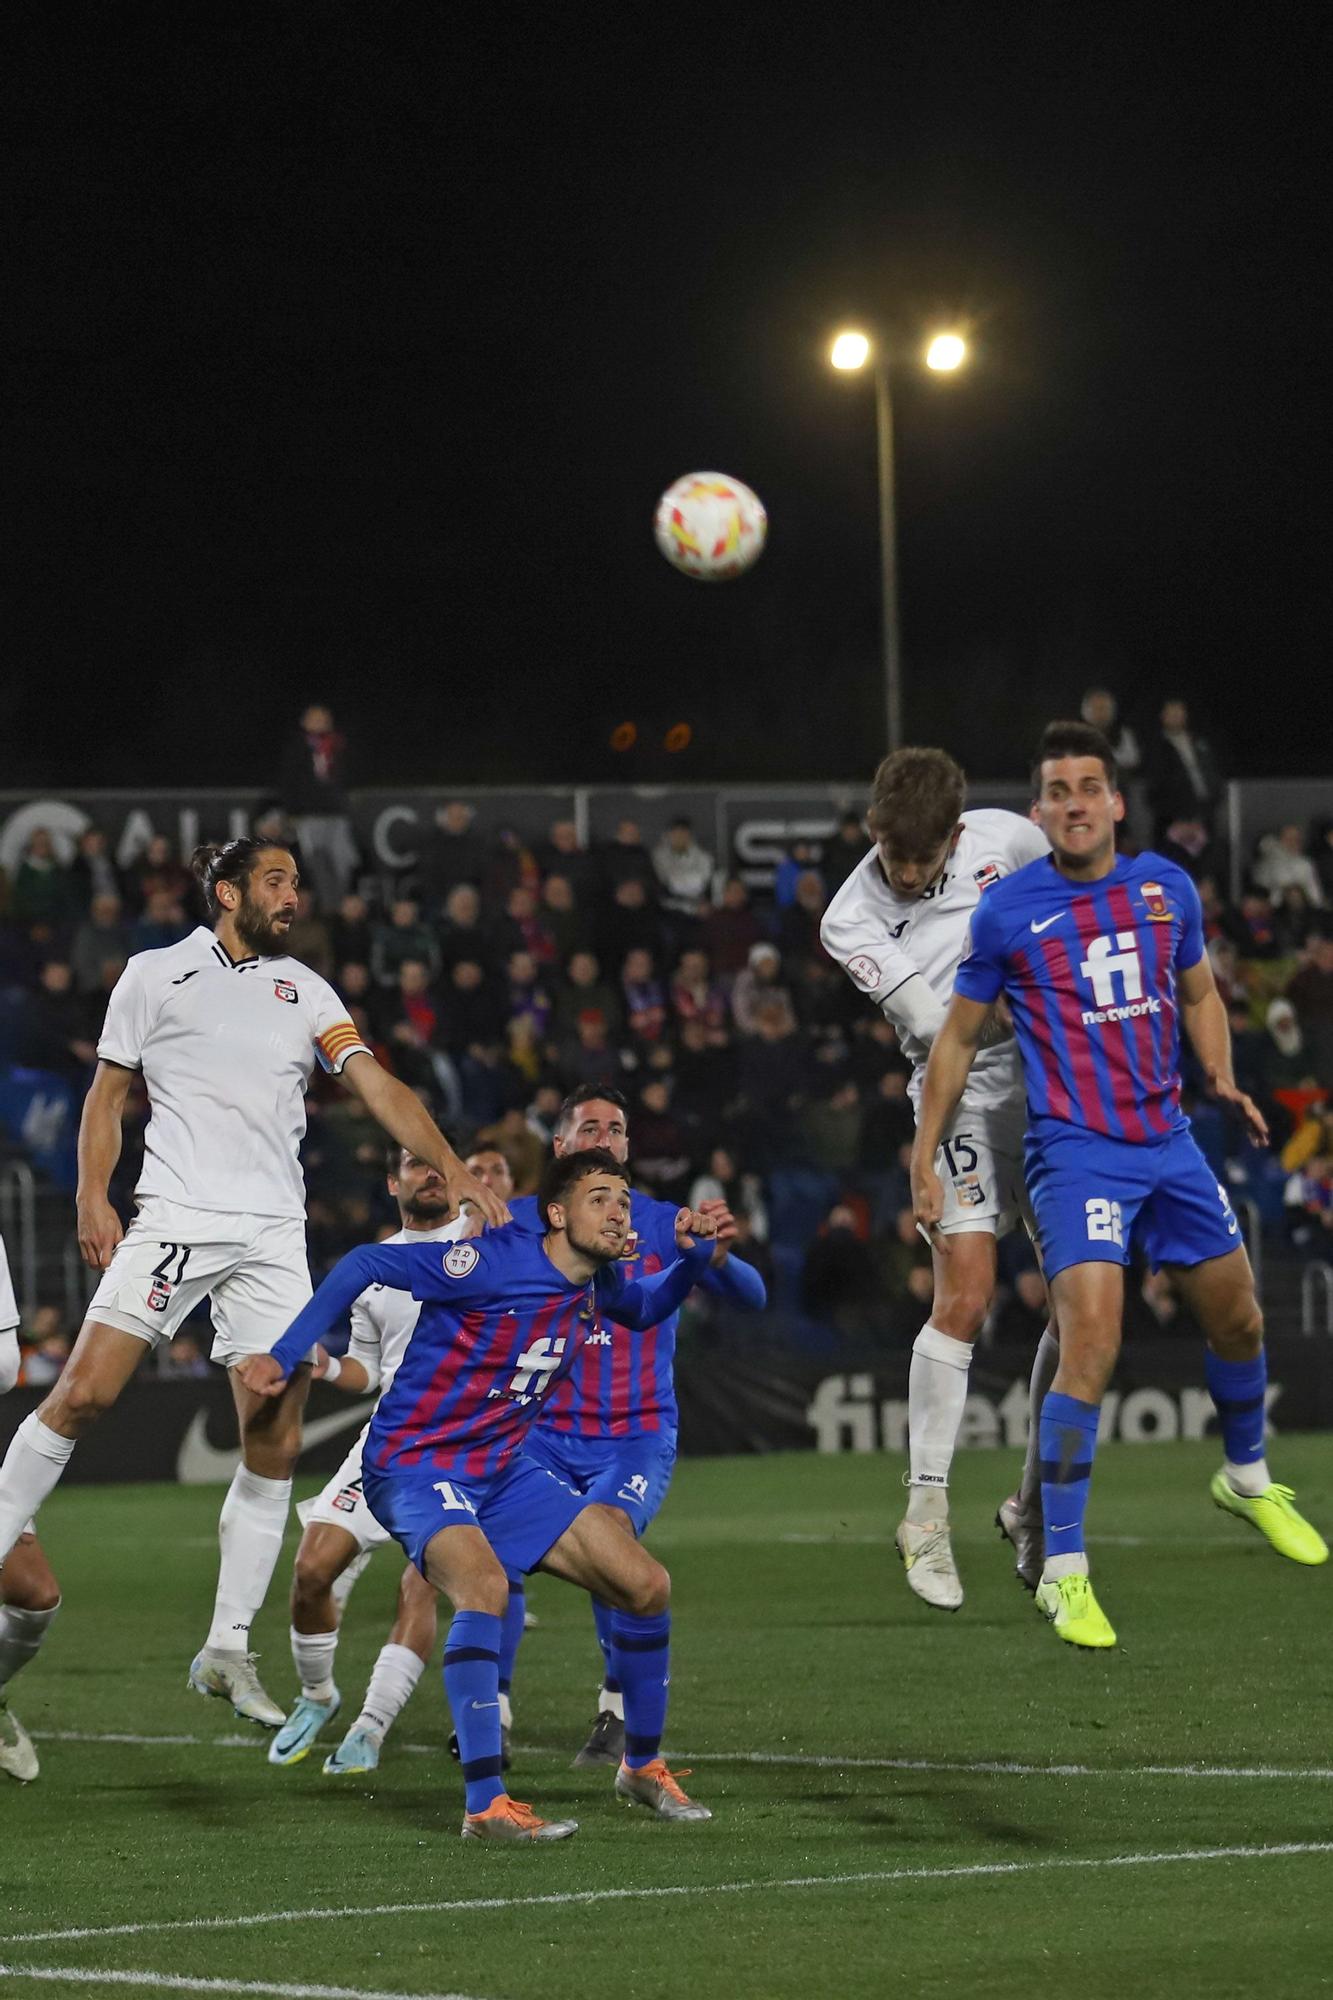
171, 970, 201, 985
470, 1699, 500, 1710
1030, 913, 1064, 933
175, 1398, 379, 1485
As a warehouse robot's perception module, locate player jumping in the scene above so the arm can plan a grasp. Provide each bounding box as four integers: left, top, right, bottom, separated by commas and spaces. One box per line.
0, 1232, 61, 1783
0, 838, 507, 1727
821, 749, 1055, 1606
912, 720, 1327, 1648
244, 1150, 718, 1840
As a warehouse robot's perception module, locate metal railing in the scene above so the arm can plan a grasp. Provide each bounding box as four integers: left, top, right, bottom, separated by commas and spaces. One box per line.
0, 1159, 38, 1320
1301, 1262, 1333, 1337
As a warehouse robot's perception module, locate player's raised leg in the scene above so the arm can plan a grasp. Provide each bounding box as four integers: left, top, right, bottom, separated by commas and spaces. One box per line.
1032, 1262, 1120, 1648
190, 1356, 311, 1727
326, 1561, 436, 1776
541, 1503, 710, 1821
997, 1321, 1059, 1591
0, 1532, 61, 1783
896, 1229, 997, 1610
0, 1319, 148, 1567
1173, 1246, 1328, 1563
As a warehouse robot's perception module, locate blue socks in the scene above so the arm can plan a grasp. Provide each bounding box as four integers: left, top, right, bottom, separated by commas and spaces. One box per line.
609, 1610, 670, 1770
1038, 1391, 1101, 1560
442, 1610, 504, 1814
592, 1597, 622, 1697
498, 1580, 526, 1700
1205, 1351, 1268, 1466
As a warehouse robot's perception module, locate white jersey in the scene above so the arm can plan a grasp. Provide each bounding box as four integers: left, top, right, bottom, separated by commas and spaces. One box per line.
821, 809, 1048, 1113
97, 926, 370, 1219
347, 1217, 471, 1398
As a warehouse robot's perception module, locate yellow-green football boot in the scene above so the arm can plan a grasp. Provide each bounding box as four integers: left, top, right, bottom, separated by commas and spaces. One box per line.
1209, 1473, 1329, 1565
1033, 1572, 1117, 1649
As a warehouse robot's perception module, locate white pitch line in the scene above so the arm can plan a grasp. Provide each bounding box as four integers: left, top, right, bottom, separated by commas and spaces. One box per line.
28, 1727, 1333, 1784
9, 1842, 1333, 1950
0, 1971, 487, 2000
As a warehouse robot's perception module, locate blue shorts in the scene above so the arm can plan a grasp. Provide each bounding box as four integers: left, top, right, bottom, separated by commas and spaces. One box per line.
1026, 1120, 1242, 1283
518, 1427, 678, 1538
363, 1452, 588, 1579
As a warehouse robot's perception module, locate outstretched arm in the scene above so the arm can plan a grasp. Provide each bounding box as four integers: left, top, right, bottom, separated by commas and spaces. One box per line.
598, 1212, 718, 1329
242, 1242, 441, 1395
1178, 957, 1269, 1145
339, 1051, 512, 1228
910, 994, 994, 1241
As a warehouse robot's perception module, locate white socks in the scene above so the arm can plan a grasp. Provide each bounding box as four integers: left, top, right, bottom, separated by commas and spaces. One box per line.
598, 1685, 625, 1721
1224, 1457, 1272, 1497
1042, 1552, 1089, 1581
1019, 1328, 1061, 1513
354, 1641, 425, 1741
0, 1596, 61, 1691
0, 1416, 76, 1566
205, 1467, 292, 1654
291, 1626, 340, 1702
906, 1325, 973, 1521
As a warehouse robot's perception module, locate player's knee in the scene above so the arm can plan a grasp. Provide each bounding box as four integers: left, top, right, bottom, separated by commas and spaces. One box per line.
630, 1558, 670, 1618
292, 1546, 337, 1606
1209, 1298, 1264, 1361
43, 1368, 113, 1430
933, 1290, 988, 1340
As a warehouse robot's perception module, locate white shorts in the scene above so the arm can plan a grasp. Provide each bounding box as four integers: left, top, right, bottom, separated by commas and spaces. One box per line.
930, 1102, 1029, 1238
87, 1198, 312, 1369
296, 1429, 391, 1552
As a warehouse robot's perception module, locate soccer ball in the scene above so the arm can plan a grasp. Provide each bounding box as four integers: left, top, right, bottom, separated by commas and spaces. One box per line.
654, 472, 767, 581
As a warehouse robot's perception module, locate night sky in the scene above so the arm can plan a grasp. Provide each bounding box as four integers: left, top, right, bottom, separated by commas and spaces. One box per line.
4, 14, 1325, 794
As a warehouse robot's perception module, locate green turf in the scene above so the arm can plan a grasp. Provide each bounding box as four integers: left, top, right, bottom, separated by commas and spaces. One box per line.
4, 1442, 1333, 2000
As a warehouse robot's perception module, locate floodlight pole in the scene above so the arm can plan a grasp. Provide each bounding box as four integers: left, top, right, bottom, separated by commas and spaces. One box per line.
874, 353, 903, 756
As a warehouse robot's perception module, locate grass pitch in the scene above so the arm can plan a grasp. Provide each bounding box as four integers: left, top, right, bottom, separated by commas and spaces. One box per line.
4, 1441, 1333, 2000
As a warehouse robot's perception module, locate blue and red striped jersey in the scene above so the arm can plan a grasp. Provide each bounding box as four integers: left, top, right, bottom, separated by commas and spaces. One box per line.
268, 1224, 712, 1480
954, 851, 1206, 1144
505, 1189, 767, 1440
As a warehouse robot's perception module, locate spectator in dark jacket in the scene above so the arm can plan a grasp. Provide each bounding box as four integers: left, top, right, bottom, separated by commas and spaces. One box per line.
420, 800, 488, 910
822, 812, 871, 896
21, 961, 99, 1078
278, 703, 357, 907
702, 876, 763, 980
1146, 698, 1223, 841
10, 829, 79, 931
69, 827, 126, 913
70, 894, 132, 994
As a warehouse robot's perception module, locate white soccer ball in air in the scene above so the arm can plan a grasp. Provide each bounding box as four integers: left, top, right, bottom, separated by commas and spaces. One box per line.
654, 472, 767, 581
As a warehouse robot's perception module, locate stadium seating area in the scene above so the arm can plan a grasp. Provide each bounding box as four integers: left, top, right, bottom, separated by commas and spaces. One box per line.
1, 787, 1330, 1380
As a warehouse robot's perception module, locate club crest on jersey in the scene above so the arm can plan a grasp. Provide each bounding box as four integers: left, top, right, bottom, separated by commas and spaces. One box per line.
273, 979, 299, 1004
973, 863, 1000, 892
442, 1242, 479, 1278
619, 1228, 641, 1265
1140, 881, 1172, 922
847, 953, 881, 988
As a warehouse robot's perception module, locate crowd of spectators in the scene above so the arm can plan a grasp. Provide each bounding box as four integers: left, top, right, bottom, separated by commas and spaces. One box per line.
1, 693, 1330, 1377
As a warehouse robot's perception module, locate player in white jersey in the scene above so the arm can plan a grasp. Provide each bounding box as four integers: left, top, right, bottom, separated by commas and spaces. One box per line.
268, 1141, 480, 1769
821, 749, 1057, 1606
0, 838, 509, 1729
273, 1142, 521, 1776
0, 1231, 62, 1781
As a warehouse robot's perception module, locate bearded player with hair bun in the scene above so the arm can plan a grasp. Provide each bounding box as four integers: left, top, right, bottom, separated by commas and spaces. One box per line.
0, 835, 508, 1731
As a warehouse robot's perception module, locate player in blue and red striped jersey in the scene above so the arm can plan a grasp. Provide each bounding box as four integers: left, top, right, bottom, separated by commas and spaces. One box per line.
911, 720, 1326, 1649
240, 1149, 718, 1841
505, 1089, 767, 1766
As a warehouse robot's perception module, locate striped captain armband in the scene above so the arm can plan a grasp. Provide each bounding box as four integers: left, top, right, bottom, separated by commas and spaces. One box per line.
315, 1020, 372, 1074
